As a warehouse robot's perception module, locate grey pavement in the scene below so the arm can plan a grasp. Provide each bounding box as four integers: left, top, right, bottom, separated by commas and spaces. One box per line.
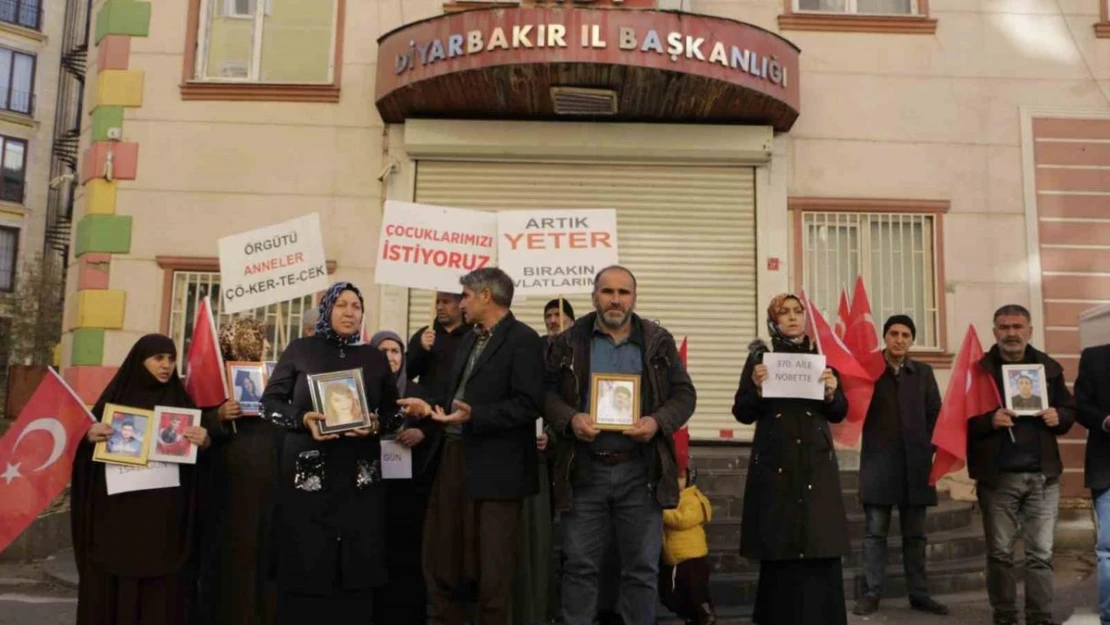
0, 560, 76, 625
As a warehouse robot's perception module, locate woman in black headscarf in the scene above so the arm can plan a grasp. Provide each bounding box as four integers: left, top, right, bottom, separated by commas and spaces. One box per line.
369, 329, 440, 625
71, 334, 211, 625
260, 282, 400, 625
732, 294, 850, 625
198, 316, 281, 625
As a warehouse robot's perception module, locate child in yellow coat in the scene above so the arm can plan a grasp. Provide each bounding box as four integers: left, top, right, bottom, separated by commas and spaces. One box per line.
660, 464, 716, 625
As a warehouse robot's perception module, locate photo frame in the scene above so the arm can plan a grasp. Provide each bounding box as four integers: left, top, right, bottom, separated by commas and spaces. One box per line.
307, 369, 373, 435
1002, 364, 1048, 417
226, 362, 268, 416
149, 407, 201, 465
590, 373, 641, 432
93, 404, 154, 467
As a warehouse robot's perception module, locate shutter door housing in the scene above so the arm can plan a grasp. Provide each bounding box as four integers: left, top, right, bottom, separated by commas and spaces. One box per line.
408, 160, 757, 440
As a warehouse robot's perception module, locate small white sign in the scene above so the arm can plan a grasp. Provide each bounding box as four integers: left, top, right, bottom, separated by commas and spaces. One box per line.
374, 201, 498, 292
762, 353, 827, 401
105, 461, 180, 495
498, 209, 619, 296
381, 439, 413, 480
218, 213, 330, 315
535, 417, 544, 438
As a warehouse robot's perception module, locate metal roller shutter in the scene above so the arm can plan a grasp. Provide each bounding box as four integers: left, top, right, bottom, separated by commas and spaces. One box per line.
408, 160, 757, 441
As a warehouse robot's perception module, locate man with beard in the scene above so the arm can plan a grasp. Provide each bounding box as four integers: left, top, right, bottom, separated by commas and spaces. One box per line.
968, 304, 1075, 625
545, 265, 696, 625
407, 291, 472, 398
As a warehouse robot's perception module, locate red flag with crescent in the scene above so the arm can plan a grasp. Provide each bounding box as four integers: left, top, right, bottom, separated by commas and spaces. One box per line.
0, 369, 94, 554
184, 297, 228, 408
673, 337, 690, 475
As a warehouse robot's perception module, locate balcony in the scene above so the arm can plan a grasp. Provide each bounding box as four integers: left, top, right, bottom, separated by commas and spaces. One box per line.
0, 0, 41, 32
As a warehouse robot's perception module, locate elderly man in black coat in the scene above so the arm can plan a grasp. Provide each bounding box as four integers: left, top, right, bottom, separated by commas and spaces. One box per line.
853, 315, 949, 617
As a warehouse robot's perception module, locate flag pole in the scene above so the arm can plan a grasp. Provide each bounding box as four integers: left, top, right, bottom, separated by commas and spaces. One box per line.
558, 294, 564, 332
430, 293, 437, 330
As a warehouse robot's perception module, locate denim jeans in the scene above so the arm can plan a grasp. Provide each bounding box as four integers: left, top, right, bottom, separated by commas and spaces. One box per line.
862, 504, 929, 601
560, 457, 663, 625
977, 473, 1061, 625
1095, 488, 1110, 625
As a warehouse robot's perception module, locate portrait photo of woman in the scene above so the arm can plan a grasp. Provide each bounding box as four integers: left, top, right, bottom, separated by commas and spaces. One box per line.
324, 382, 363, 428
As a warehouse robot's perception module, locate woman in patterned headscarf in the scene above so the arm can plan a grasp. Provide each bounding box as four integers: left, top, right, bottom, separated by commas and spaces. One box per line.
198, 316, 281, 625
731, 293, 851, 625
260, 282, 401, 625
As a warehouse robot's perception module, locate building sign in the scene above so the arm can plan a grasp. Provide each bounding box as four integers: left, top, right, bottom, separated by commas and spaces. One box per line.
453, 0, 658, 7
376, 7, 801, 130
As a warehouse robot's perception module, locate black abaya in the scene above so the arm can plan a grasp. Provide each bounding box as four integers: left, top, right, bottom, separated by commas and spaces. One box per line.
71, 334, 206, 625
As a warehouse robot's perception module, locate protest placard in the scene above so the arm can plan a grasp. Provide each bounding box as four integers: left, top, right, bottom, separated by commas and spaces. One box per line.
218, 213, 329, 315
381, 439, 413, 479
761, 353, 827, 401
374, 200, 498, 292
497, 209, 618, 296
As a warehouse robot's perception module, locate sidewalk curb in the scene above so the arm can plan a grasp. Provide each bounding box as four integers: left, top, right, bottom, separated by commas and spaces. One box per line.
41, 549, 78, 591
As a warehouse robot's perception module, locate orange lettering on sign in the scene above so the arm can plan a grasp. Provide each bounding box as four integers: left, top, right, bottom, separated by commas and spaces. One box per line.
503, 231, 615, 250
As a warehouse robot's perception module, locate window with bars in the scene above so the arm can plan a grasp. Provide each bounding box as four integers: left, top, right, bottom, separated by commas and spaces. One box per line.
800, 211, 941, 350
0, 225, 17, 292
0, 136, 24, 204
795, 0, 917, 15
196, 0, 336, 83
168, 270, 314, 370
0, 0, 41, 31
0, 48, 34, 115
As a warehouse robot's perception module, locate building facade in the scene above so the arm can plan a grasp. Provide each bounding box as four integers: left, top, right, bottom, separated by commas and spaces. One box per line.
0, 0, 81, 411
63, 0, 1110, 499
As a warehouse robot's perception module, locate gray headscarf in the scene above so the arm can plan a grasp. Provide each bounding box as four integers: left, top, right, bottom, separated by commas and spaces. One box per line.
369, 330, 406, 397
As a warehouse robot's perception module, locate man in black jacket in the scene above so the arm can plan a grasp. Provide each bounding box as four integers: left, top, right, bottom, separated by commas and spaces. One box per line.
1075, 341, 1110, 625
968, 304, 1075, 625
853, 315, 948, 617
406, 291, 472, 398
545, 265, 696, 625
398, 268, 544, 625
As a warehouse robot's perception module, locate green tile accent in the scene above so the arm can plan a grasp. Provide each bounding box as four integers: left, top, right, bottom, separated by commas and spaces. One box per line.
71, 329, 106, 366
95, 1, 152, 44
90, 107, 124, 143
75, 215, 132, 257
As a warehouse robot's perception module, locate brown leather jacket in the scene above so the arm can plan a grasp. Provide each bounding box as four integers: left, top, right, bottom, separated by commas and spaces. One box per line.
544, 312, 696, 512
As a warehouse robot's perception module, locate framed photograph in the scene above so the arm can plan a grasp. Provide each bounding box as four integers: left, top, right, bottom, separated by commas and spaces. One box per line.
149, 407, 201, 465
307, 369, 373, 435
1002, 364, 1048, 416
590, 373, 641, 432
227, 362, 267, 416
93, 404, 153, 467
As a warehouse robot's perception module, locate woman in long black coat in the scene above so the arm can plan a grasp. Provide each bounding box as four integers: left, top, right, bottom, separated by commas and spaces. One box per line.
260, 282, 400, 625
732, 293, 850, 625
72, 334, 211, 625
369, 330, 440, 625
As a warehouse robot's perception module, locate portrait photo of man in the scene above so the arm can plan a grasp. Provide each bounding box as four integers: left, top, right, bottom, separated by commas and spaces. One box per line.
1003, 364, 1048, 415
595, 378, 637, 427
107, 416, 145, 458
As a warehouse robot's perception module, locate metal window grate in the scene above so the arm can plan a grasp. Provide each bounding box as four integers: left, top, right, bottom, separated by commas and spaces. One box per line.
0, 225, 16, 292
795, 0, 915, 15
801, 211, 940, 350
169, 270, 314, 370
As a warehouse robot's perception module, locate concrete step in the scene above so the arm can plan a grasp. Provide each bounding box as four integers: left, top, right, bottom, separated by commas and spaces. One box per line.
702, 556, 987, 608
706, 518, 986, 576
706, 500, 976, 552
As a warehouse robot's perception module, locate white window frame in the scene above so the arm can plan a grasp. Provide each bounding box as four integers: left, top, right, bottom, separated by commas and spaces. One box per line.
0, 224, 19, 293
793, 0, 919, 16
800, 210, 942, 351
195, 0, 337, 84
168, 270, 315, 370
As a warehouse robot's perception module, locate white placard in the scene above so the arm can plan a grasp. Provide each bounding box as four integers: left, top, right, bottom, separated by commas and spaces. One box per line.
374, 201, 498, 292
105, 461, 181, 495
535, 417, 544, 438
381, 439, 413, 480
761, 353, 827, 401
218, 213, 330, 314
497, 209, 619, 296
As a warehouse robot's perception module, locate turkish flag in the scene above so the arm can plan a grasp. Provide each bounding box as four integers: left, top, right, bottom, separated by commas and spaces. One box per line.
807, 298, 874, 447
0, 369, 94, 554
844, 276, 886, 381
673, 337, 690, 475
834, 289, 851, 339
184, 297, 228, 409
929, 325, 1000, 485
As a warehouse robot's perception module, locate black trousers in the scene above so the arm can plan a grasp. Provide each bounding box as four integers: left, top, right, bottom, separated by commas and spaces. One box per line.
659, 556, 714, 625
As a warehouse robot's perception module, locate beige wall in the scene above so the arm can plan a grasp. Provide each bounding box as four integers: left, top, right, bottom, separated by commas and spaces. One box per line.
73, 0, 1110, 382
